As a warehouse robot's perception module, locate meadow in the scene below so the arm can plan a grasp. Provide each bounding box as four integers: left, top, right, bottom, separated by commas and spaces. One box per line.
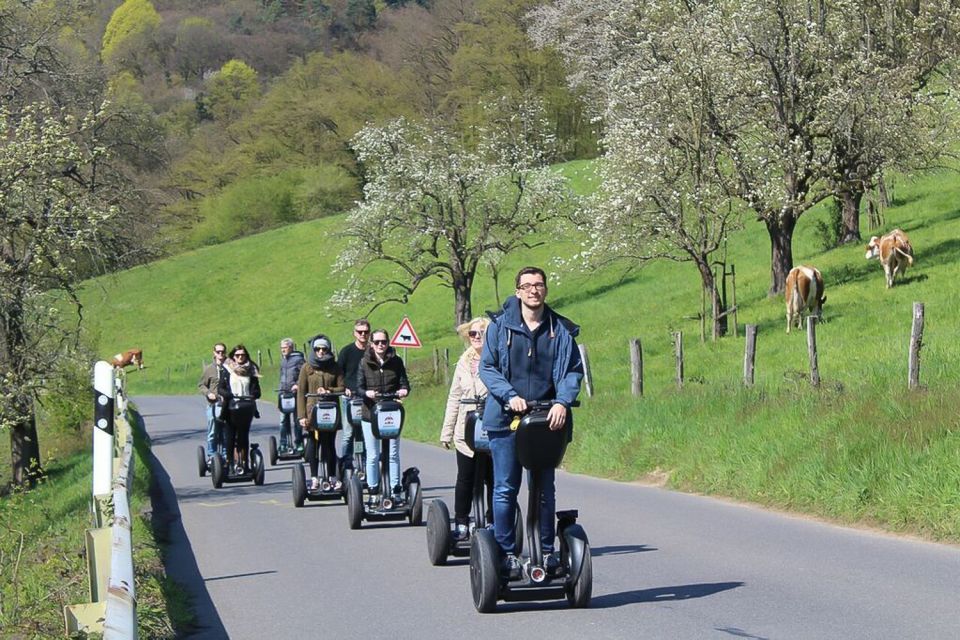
79, 163, 960, 540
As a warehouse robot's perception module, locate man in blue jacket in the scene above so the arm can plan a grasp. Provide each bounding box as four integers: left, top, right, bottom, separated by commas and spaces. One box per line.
480, 266, 583, 579
278, 338, 305, 450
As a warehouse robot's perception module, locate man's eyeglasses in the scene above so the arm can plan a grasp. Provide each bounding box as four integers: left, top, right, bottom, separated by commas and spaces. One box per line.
214, 349, 225, 354
468, 330, 484, 338
372, 339, 388, 346
355, 329, 369, 335
518, 282, 546, 291
314, 347, 328, 352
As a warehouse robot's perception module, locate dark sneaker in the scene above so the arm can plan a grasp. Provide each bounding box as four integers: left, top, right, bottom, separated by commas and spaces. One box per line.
544, 552, 561, 575
501, 554, 522, 580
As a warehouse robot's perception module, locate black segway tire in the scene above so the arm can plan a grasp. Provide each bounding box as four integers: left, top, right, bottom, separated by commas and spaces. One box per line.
292, 465, 307, 507
268, 436, 278, 466
347, 475, 363, 529
470, 528, 500, 613
341, 467, 353, 504
426, 500, 451, 566
212, 455, 224, 489
252, 449, 265, 486
197, 446, 207, 478
408, 481, 423, 526
514, 506, 524, 557
566, 542, 593, 608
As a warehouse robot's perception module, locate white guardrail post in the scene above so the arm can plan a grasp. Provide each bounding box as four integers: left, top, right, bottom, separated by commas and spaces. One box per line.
64, 361, 138, 638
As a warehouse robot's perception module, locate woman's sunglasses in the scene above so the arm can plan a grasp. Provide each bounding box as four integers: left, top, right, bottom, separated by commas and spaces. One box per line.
372, 339, 388, 346
468, 330, 484, 338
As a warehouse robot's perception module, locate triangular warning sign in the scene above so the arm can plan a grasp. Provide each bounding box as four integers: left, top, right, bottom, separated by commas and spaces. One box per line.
390, 317, 422, 348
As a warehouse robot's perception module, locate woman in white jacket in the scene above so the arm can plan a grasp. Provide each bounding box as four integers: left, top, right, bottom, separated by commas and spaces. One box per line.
440, 317, 492, 540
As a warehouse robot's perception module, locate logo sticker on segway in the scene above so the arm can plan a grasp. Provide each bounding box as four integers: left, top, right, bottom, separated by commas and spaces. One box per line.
390, 317, 422, 348
377, 410, 402, 438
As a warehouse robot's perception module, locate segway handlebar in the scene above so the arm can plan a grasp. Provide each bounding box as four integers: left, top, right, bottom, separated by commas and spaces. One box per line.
503, 399, 580, 412
460, 396, 487, 406
305, 391, 345, 399
231, 395, 258, 401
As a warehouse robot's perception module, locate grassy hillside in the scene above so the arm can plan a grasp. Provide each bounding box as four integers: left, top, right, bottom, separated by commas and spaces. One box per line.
80, 163, 960, 540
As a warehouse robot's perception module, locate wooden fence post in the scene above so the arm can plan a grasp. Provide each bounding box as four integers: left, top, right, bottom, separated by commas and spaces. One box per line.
673, 331, 684, 389
806, 316, 820, 388
267, 348, 274, 365
442, 348, 450, 386
731, 264, 739, 338
712, 269, 720, 342
433, 347, 439, 383
257, 349, 262, 368
629, 338, 643, 397
743, 324, 757, 386
909, 302, 924, 390
578, 344, 594, 397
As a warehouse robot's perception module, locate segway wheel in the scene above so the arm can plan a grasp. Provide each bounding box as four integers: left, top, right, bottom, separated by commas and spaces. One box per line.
341, 467, 353, 504
346, 475, 363, 529
292, 465, 306, 507
197, 446, 207, 478
252, 449, 265, 486
268, 436, 278, 466
514, 506, 524, 557
566, 542, 593, 608
470, 528, 500, 613
408, 481, 423, 526
426, 500, 451, 566
211, 455, 224, 489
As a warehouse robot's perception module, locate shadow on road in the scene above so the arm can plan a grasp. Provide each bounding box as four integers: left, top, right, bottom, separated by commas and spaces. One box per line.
591, 544, 657, 557
138, 412, 229, 639
590, 581, 745, 608
147, 426, 203, 446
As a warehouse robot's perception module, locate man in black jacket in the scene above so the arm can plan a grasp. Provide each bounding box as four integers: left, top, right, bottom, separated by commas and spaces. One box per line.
337, 319, 370, 468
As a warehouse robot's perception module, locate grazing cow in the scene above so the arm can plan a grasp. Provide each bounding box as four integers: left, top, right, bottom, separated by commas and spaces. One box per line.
865, 228, 914, 288
111, 349, 144, 370
785, 266, 826, 333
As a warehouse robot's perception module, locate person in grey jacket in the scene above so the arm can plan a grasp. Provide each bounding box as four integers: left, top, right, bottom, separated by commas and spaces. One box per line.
278, 338, 305, 450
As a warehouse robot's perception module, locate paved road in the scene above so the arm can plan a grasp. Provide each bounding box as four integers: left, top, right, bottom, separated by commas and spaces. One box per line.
139, 395, 960, 639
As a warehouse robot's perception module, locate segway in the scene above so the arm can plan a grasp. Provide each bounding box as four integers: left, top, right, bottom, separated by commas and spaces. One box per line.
211, 396, 265, 488
197, 401, 225, 478
268, 389, 303, 466
345, 393, 423, 529
469, 400, 591, 613
344, 395, 367, 482
293, 392, 351, 507
426, 397, 523, 566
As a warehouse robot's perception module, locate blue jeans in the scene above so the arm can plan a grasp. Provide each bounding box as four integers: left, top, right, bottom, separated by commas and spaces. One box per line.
339, 397, 354, 461
279, 410, 296, 447
361, 420, 400, 492
205, 404, 222, 458
488, 429, 556, 555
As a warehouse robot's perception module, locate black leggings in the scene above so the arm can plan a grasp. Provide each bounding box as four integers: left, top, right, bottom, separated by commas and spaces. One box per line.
223, 407, 254, 466
305, 429, 338, 479
455, 450, 494, 524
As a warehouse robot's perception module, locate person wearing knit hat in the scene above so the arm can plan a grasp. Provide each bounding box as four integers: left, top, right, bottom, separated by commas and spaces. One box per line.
297, 334, 345, 491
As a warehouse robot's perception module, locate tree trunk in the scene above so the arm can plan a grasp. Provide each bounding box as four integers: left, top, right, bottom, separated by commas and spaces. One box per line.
838, 188, 863, 244
695, 259, 723, 338
10, 397, 41, 486
766, 213, 797, 296
452, 274, 473, 327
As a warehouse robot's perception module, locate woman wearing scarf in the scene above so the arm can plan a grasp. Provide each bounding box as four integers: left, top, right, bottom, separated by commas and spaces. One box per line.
296, 334, 346, 491
218, 344, 262, 475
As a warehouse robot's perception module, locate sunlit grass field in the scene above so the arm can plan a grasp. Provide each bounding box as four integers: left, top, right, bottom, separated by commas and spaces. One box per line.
79, 162, 960, 539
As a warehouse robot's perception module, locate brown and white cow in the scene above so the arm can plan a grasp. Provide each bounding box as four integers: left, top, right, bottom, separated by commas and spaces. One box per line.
111, 349, 144, 370
785, 266, 826, 333
865, 228, 914, 288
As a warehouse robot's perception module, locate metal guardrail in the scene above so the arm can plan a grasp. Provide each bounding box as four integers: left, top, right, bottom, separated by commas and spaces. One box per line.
64, 363, 138, 638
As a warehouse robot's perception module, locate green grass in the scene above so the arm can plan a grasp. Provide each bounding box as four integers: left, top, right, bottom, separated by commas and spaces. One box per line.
0, 411, 190, 638
79, 162, 960, 540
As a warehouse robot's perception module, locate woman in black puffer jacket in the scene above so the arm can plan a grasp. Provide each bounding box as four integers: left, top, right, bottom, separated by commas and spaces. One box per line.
357, 329, 410, 502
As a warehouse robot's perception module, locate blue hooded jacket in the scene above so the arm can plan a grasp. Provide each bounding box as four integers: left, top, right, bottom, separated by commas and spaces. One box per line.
479, 297, 583, 433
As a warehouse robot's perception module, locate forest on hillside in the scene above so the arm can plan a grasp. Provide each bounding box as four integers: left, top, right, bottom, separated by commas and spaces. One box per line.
76, 0, 599, 249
